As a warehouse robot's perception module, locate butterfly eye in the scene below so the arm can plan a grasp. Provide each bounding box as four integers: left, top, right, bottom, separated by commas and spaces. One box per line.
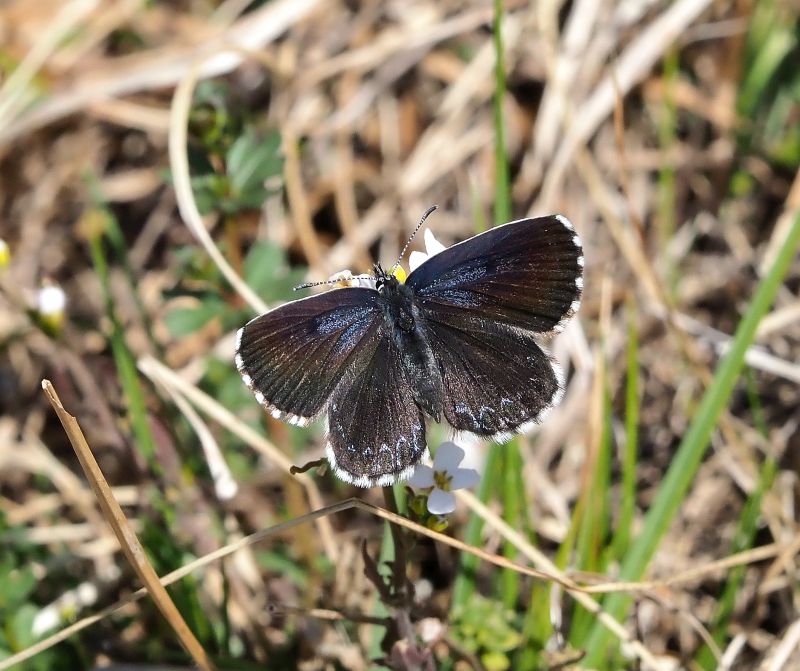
375, 277, 385, 290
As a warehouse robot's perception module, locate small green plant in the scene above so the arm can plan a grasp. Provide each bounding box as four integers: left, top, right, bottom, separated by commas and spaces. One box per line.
189, 128, 282, 216
164, 240, 305, 339
0, 517, 76, 670
450, 594, 522, 671
185, 81, 284, 216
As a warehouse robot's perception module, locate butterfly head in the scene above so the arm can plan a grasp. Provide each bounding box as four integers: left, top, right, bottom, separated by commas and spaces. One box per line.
374, 263, 407, 291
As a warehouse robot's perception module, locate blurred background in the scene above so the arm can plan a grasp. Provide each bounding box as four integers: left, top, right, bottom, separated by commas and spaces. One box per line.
0, 0, 799, 669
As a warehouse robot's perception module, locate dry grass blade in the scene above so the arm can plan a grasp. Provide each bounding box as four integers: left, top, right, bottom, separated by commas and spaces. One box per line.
40, 380, 217, 671
0, 0, 98, 128
283, 128, 326, 269
0, 0, 323, 147
3, 497, 568, 669
137, 355, 338, 562
582, 541, 797, 594
168, 51, 268, 315
760, 617, 800, 671
4, 480, 790, 671
455, 489, 668, 670
153, 373, 238, 501
537, 0, 714, 210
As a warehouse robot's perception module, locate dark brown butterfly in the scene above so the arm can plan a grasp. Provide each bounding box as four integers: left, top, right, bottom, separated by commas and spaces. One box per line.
236, 213, 583, 487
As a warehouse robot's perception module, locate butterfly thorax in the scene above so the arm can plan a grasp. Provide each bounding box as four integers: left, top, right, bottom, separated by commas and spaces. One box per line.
377, 273, 444, 422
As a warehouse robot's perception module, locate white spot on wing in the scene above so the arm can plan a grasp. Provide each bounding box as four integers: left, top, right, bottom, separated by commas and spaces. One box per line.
324, 439, 429, 488
555, 214, 574, 231
550, 361, 566, 409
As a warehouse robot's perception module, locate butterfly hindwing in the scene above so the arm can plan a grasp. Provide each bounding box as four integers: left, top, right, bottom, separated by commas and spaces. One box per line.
423, 312, 562, 440
235, 288, 383, 424
406, 215, 583, 334
326, 335, 428, 487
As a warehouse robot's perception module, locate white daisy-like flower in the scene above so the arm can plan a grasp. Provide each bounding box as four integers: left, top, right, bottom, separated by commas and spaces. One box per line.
0, 239, 9, 268
327, 269, 377, 289
409, 229, 447, 272
408, 441, 480, 515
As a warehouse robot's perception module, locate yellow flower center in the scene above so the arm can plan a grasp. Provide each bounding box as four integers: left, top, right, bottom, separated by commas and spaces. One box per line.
433, 470, 452, 491
392, 266, 407, 283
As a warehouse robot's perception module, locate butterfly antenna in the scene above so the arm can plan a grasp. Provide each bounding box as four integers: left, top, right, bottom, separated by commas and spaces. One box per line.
392, 205, 438, 270
293, 275, 372, 291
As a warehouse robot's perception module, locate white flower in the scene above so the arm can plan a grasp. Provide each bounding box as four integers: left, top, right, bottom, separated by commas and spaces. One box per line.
409, 229, 447, 272
408, 441, 479, 515
327, 269, 377, 289
0, 239, 9, 268
35, 283, 67, 333
37, 284, 67, 316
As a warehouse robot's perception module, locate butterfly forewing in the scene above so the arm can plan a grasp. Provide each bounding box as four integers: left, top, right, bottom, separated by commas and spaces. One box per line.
326, 335, 428, 487
235, 288, 383, 423
407, 215, 583, 334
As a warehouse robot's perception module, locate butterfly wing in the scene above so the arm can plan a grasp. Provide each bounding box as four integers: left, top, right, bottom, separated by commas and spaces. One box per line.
235, 288, 384, 425
424, 314, 563, 440
326, 335, 427, 487
406, 215, 582, 439
406, 215, 583, 334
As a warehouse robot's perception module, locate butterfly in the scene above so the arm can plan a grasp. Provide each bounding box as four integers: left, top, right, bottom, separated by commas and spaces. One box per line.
235, 212, 583, 487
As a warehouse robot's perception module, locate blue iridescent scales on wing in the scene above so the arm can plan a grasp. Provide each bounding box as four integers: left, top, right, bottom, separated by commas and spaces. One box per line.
235, 213, 583, 487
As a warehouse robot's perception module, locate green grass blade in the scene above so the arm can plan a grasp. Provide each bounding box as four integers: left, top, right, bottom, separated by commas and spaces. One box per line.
612, 306, 640, 560
492, 0, 510, 225
499, 443, 523, 608
657, 48, 678, 254
583, 213, 800, 666
452, 449, 501, 608
85, 174, 162, 355
569, 380, 612, 645
695, 370, 777, 668
85, 209, 159, 469
490, 0, 527, 616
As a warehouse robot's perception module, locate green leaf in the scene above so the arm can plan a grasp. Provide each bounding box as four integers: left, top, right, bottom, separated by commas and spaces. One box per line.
164, 297, 226, 337
190, 173, 228, 215
8, 603, 38, 649
227, 128, 282, 198
242, 241, 306, 303
482, 651, 511, 671
0, 565, 36, 611
243, 241, 284, 294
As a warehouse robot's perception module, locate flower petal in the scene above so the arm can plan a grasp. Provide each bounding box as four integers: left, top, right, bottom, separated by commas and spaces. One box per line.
409, 250, 428, 272
423, 228, 447, 256
408, 464, 435, 488
433, 441, 465, 472
450, 467, 480, 490
328, 269, 377, 289
327, 269, 354, 282
427, 488, 456, 515
352, 276, 378, 289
